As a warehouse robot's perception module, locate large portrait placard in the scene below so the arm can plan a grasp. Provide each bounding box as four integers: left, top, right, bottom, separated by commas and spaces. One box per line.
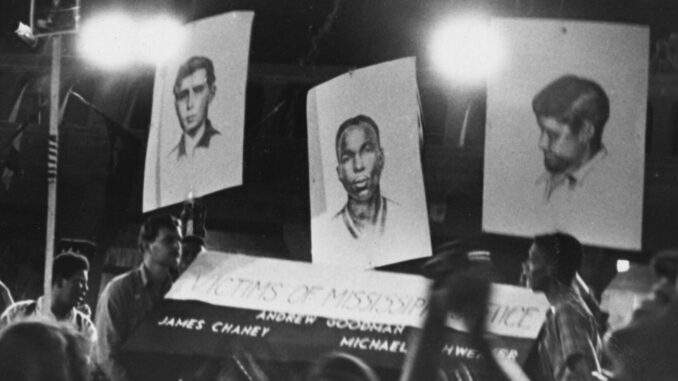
483, 19, 648, 250
307, 58, 432, 269
143, 12, 253, 211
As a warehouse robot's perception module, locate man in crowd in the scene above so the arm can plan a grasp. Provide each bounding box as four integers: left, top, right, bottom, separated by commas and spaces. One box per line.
0, 252, 95, 344
333, 114, 393, 240
95, 215, 182, 381
0, 320, 90, 381
532, 75, 610, 202
170, 55, 221, 161
604, 250, 678, 380
524, 232, 602, 381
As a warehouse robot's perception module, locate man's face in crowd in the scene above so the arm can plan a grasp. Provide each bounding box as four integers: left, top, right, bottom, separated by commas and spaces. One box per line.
148, 226, 183, 268
55, 270, 88, 309
174, 68, 215, 136
525, 243, 550, 292
537, 116, 588, 175
336, 122, 384, 202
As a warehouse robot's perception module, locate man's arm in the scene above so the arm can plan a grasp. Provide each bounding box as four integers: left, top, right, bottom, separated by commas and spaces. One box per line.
555, 305, 601, 381
95, 282, 134, 381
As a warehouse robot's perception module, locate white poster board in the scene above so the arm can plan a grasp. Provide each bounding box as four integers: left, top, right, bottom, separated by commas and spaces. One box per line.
168, 251, 550, 339
143, 12, 253, 211
307, 58, 432, 269
483, 18, 648, 250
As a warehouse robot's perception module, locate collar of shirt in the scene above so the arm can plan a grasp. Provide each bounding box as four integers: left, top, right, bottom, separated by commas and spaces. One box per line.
34, 295, 75, 322
138, 263, 172, 294
340, 196, 388, 239
536, 147, 607, 199
173, 119, 220, 159
182, 125, 205, 155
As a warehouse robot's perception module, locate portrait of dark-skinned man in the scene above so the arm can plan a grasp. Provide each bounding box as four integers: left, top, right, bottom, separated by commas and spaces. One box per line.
532, 75, 610, 202
170, 56, 222, 160
334, 114, 396, 239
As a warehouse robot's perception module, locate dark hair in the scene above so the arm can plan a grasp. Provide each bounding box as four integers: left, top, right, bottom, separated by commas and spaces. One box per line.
652, 250, 678, 283
533, 232, 582, 285
173, 56, 216, 96
335, 115, 381, 159
0, 321, 89, 381
138, 215, 181, 254
182, 235, 205, 247
52, 253, 89, 286
532, 75, 610, 152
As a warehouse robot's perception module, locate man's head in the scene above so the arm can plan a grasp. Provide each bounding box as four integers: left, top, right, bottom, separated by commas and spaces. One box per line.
650, 250, 678, 304
532, 75, 609, 175
139, 215, 183, 269
628, 250, 678, 323
0, 321, 90, 381
335, 115, 384, 203
52, 253, 89, 309
178, 235, 206, 274
525, 232, 582, 292
173, 56, 216, 137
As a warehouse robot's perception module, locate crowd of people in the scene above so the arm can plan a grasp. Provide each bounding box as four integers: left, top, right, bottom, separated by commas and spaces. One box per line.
0, 214, 676, 381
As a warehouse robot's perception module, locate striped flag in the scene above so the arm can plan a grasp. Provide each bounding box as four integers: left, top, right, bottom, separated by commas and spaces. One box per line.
46, 86, 73, 182
1, 82, 72, 190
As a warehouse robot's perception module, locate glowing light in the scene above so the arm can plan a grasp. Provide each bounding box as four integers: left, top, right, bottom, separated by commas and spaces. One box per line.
79, 13, 184, 69
430, 15, 504, 84
79, 13, 137, 68
136, 17, 185, 64
616, 260, 630, 273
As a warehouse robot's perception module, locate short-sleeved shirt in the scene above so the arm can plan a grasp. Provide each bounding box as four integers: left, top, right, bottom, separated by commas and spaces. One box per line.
0, 296, 97, 344
537, 291, 602, 381
95, 264, 172, 381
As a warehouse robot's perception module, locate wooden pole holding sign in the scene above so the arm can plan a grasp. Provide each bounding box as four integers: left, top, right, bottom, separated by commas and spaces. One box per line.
43, 35, 61, 312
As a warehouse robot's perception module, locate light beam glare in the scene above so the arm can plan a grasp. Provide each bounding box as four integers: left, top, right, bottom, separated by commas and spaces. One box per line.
431, 15, 504, 84
136, 17, 186, 64
79, 13, 136, 69
79, 13, 185, 69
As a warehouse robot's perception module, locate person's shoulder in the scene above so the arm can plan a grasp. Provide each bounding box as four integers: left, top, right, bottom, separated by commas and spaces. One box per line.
553, 294, 595, 325
1, 299, 37, 321
100, 268, 141, 299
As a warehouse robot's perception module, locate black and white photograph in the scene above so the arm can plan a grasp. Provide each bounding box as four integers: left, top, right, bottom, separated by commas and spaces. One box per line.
1, 2, 678, 380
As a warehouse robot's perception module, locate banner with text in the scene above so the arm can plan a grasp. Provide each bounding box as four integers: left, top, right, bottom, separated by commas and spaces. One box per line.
123, 300, 535, 381
166, 252, 549, 339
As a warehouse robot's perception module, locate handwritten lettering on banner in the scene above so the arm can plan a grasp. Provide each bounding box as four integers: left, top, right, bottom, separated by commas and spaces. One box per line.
167, 252, 549, 339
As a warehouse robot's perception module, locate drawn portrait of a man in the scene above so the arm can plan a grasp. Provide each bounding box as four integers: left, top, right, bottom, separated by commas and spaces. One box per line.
143, 12, 253, 212
333, 114, 399, 239
532, 75, 610, 202
170, 56, 222, 161
482, 19, 648, 250
308, 58, 432, 269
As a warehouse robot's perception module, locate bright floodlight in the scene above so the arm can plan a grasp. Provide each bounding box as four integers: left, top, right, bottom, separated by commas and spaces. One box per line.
136, 17, 185, 64
79, 13, 137, 69
616, 259, 630, 273
79, 13, 185, 68
431, 15, 504, 84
